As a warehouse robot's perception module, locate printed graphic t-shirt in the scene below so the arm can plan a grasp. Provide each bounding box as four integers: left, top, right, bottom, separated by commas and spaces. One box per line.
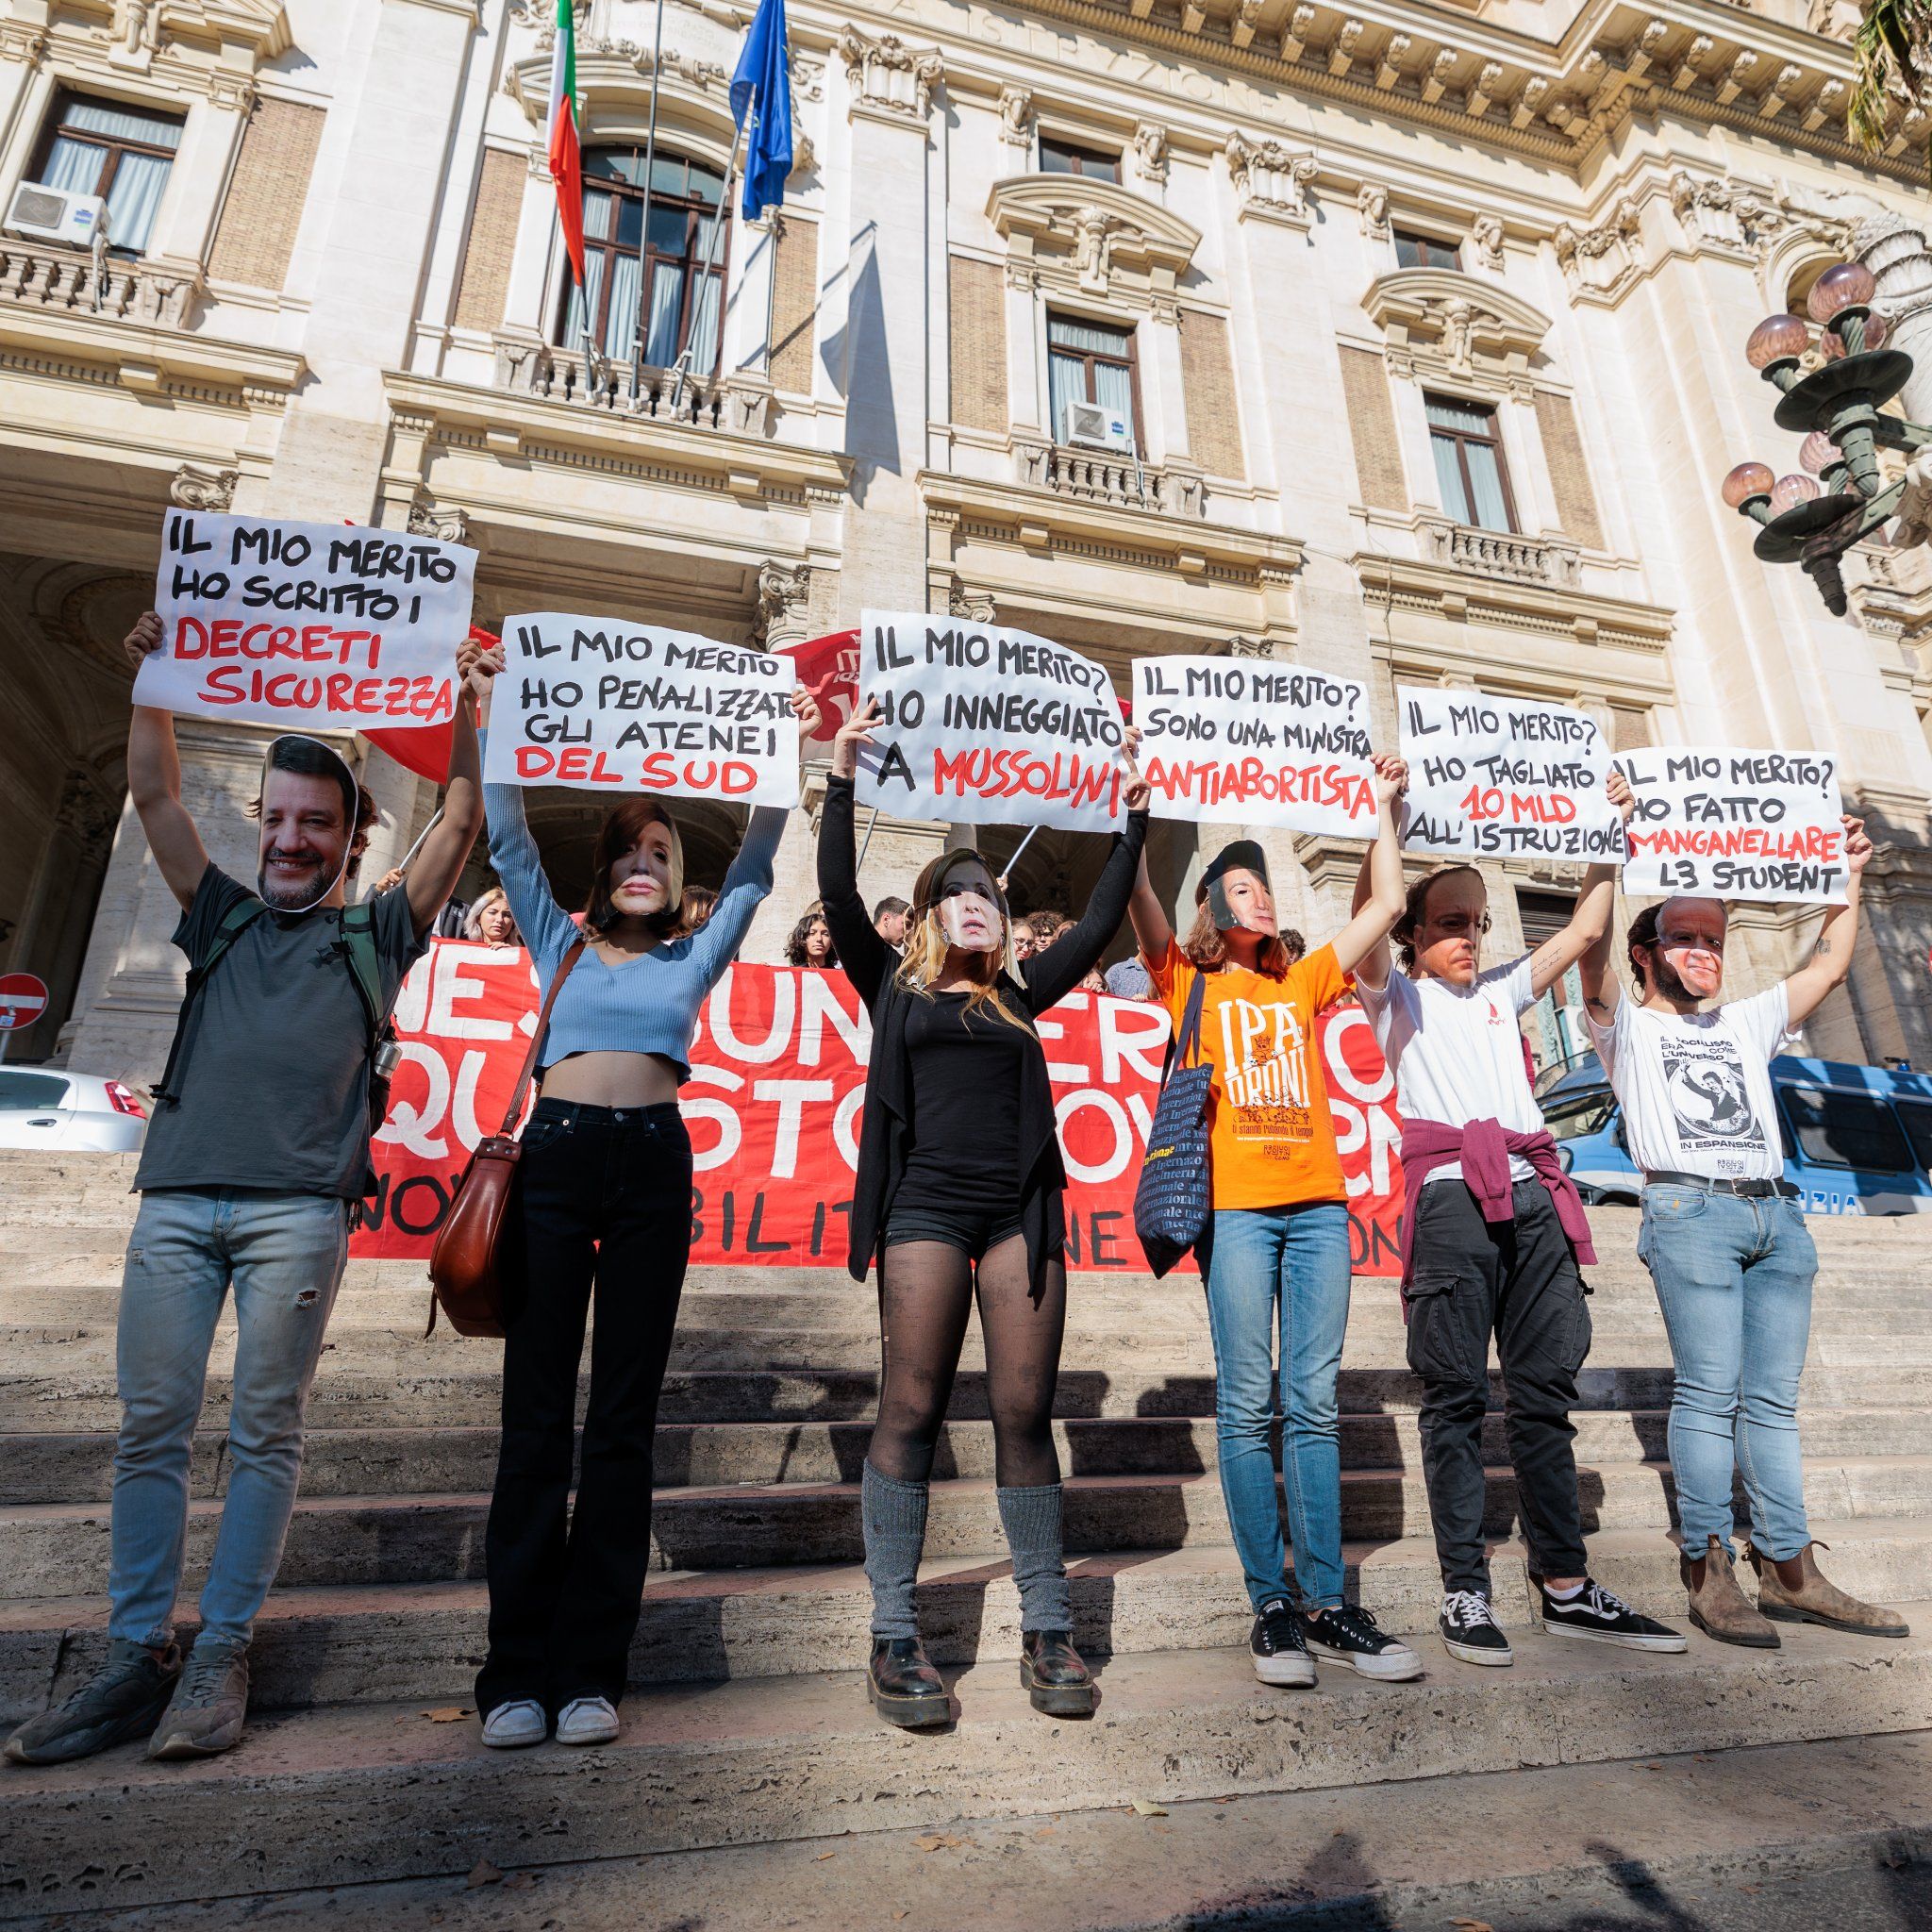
1148, 938, 1347, 1211
1356, 957, 1543, 1186
1586, 983, 1788, 1181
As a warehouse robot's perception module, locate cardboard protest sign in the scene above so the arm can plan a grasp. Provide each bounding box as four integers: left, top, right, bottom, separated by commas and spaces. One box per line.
134, 512, 474, 731
484, 613, 798, 807
1397, 686, 1625, 862
857, 611, 1126, 834
1131, 657, 1375, 838
1615, 746, 1847, 904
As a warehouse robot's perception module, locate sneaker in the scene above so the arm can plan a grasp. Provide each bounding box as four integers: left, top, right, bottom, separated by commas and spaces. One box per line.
1249, 1599, 1316, 1688
481, 1699, 548, 1749
147, 1637, 250, 1761
1539, 1577, 1689, 1653
1439, 1591, 1513, 1667
555, 1695, 620, 1746
4, 1639, 182, 1766
1302, 1604, 1424, 1682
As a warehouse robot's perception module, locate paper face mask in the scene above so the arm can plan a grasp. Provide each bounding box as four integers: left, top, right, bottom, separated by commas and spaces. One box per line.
938, 885, 1003, 954
256, 736, 358, 914
1201, 839, 1276, 935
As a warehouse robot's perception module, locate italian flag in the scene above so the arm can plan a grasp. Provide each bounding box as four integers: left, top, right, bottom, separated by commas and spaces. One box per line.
547, 0, 585, 288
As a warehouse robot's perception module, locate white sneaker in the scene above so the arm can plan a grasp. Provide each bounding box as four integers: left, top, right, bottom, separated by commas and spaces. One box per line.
555, 1695, 620, 1746
481, 1699, 547, 1749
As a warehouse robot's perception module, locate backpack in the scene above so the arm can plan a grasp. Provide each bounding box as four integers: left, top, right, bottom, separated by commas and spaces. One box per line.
152, 894, 400, 1213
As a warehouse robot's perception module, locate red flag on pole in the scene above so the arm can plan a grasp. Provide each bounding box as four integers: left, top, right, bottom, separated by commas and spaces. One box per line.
362, 624, 499, 782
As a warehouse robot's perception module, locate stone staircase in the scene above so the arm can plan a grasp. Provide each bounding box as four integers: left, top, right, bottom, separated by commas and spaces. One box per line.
2, 1152, 1929, 1921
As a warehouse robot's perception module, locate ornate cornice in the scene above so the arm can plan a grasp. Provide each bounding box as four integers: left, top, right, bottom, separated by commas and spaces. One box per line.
1360, 267, 1552, 400
988, 175, 1201, 311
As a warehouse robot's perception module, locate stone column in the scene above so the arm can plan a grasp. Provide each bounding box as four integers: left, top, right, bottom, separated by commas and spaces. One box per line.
0, 15, 53, 177
1855, 214, 1932, 426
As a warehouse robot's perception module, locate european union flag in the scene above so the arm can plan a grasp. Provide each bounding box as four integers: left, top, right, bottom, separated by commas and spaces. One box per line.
729, 0, 792, 222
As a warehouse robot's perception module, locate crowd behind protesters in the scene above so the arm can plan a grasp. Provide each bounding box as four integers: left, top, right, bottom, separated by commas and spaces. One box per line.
3, 611, 1907, 1773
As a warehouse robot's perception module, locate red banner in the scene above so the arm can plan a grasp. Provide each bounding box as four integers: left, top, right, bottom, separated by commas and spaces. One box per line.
354, 946, 1405, 1274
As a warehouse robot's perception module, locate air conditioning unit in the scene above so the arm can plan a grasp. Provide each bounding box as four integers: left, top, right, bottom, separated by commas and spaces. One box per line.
5, 182, 106, 248
1065, 398, 1136, 454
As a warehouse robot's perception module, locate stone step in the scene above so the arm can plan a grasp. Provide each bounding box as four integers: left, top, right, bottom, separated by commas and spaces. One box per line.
8, 1454, 1932, 1601
11, 1405, 1932, 1507
4, 1518, 1921, 1723
5, 1615, 1927, 1917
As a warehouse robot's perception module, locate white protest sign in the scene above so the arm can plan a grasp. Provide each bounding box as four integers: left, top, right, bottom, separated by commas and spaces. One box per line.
1130, 656, 1375, 839
857, 611, 1126, 834
1397, 686, 1625, 862
484, 613, 798, 807
1614, 746, 1846, 904
135, 512, 474, 732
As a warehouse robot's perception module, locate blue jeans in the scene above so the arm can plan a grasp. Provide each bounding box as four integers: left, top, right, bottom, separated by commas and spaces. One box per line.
1638, 1186, 1816, 1561
110, 1188, 349, 1652
1198, 1204, 1352, 1612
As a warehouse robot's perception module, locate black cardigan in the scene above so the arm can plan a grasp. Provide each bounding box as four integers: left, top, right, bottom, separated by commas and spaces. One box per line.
817, 775, 1148, 1294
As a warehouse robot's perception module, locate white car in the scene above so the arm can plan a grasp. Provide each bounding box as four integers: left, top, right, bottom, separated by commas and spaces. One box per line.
0, 1068, 148, 1152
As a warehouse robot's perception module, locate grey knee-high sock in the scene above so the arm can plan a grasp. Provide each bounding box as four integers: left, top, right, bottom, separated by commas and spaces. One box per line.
862, 1462, 928, 1641
998, 1482, 1073, 1632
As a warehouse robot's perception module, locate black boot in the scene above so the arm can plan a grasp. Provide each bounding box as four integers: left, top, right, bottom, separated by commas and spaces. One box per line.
1020, 1629, 1096, 1717
866, 1638, 950, 1729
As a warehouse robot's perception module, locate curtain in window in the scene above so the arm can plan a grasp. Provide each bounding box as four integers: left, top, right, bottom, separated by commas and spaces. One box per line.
1460, 440, 1510, 530
561, 252, 604, 352
1047, 351, 1086, 443
1048, 315, 1131, 358
40, 136, 98, 196
1091, 358, 1134, 436
688, 269, 721, 375
643, 263, 683, 365
106, 151, 169, 252
1429, 431, 1472, 523
58, 99, 181, 149
1426, 397, 1510, 531
602, 253, 641, 360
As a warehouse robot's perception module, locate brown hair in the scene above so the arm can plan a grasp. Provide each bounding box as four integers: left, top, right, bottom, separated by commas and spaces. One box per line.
1625, 902, 1662, 993
582, 797, 688, 939
1391, 863, 1486, 973
1180, 899, 1304, 976
897, 849, 1033, 1034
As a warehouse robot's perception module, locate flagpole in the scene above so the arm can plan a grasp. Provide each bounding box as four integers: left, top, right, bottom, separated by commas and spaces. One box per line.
626, 0, 670, 406
856, 804, 881, 872
670, 112, 745, 411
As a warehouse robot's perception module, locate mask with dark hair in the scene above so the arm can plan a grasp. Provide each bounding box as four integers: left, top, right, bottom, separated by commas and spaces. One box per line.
256, 736, 359, 913
1198, 840, 1275, 935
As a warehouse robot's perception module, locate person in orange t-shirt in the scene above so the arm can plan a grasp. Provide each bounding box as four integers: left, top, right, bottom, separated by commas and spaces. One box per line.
1128, 754, 1415, 1690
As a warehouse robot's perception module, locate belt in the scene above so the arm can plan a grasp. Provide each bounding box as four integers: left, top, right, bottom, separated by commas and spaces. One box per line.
1643, 1170, 1797, 1200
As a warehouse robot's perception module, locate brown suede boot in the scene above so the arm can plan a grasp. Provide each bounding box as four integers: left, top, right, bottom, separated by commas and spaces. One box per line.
1682, 1535, 1779, 1649
1748, 1541, 1911, 1638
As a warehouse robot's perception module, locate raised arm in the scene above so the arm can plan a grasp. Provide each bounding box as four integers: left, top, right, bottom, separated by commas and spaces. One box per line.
402, 637, 488, 941
1576, 771, 1630, 1027
1329, 756, 1407, 976
816, 697, 894, 1008
124, 613, 210, 911
1781, 814, 1872, 1027
1527, 768, 1638, 997
687, 807, 785, 985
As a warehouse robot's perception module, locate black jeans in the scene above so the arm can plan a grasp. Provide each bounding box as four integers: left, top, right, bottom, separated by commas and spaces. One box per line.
475, 1098, 692, 1715
1404, 1179, 1592, 1594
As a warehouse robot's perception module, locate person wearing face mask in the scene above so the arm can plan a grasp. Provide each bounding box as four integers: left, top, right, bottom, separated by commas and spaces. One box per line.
1350, 771, 1686, 1669
816, 697, 1149, 1728
464, 648, 817, 1752
1126, 759, 1424, 1689
1577, 824, 1907, 1648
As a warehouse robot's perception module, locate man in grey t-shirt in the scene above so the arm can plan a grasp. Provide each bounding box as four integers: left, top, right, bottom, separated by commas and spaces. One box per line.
6, 615, 487, 1772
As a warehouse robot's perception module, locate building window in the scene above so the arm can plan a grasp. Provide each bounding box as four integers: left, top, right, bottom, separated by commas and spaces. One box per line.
1394, 227, 1461, 272
558, 148, 727, 369
1047, 313, 1140, 448
30, 92, 183, 255
1426, 393, 1517, 531
1040, 137, 1120, 184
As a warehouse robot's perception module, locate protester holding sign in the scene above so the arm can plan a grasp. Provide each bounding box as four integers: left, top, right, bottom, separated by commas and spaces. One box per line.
818, 695, 1149, 1730
464, 648, 814, 1753
5, 616, 485, 1773
1124, 759, 1424, 1690
1577, 817, 1907, 1648
1349, 772, 1687, 1669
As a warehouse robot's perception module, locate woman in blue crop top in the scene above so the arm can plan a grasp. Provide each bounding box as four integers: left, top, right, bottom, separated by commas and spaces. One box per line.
468, 648, 813, 1751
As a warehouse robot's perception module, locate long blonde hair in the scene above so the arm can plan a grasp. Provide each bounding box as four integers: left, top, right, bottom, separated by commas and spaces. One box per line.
895, 849, 1034, 1035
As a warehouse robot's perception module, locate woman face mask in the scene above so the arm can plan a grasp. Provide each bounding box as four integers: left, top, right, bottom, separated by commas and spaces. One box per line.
932, 863, 1004, 955
255, 737, 358, 914
1202, 840, 1278, 936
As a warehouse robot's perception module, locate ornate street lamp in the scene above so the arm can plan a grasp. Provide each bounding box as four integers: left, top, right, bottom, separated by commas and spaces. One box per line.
1720, 261, 1930, 616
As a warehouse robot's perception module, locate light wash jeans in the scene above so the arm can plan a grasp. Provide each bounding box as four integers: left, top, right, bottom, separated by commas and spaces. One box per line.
1198, 1204, 1353, 1612
1638, 1185, 1816, 1561
110, 1188, 348, 1652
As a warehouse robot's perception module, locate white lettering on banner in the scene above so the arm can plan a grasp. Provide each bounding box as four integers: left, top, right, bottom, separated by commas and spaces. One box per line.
1397, 685, 1625, 861
703, 973, 796, 1063
1096, 996, 1172, 1087
486, 612, 800, 807
684, 1066, 745, 1171
758, 1078, 837, 1179
380, 1043, 455, 1159
1614, 747, 1847, 905
858, 609, 1126, 834
1132, 656, 1376, 838
135, 512, 474, 732
1056, 1089, 1137, 1184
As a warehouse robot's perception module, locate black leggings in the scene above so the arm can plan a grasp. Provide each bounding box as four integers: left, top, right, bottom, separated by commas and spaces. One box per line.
868, 1222, 1067, 1490
476, 1098, 692, 1715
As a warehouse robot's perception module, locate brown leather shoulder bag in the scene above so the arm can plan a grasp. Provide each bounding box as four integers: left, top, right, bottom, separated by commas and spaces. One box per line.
427, 938, 585, 1337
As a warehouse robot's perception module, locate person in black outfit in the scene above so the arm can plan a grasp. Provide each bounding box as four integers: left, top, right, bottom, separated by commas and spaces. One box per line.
817, 697, 1150, 1728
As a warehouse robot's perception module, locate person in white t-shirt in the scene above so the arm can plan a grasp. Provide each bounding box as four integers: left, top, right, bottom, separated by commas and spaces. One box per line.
1578, 820, 1907, 1650
1352, 771, 1685, 1669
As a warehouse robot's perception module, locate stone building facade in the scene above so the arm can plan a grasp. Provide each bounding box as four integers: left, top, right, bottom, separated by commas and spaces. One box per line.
1, 0, 1930, 1082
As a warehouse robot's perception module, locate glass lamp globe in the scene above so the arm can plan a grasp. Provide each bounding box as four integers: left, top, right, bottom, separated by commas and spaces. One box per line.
1721, 461, 1775, 508
1745, 314, 1810, 369
1770, 473, 1821, 513
1798, 431, 1838, 474
1806, 261, 1878, 325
